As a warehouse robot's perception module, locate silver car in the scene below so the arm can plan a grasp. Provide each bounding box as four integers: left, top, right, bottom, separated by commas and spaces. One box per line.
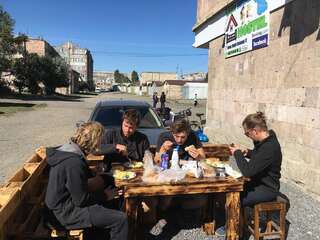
89, 99, 166, 145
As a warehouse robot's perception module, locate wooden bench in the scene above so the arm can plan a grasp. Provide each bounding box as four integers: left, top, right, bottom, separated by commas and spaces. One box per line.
243, 194, 289, 240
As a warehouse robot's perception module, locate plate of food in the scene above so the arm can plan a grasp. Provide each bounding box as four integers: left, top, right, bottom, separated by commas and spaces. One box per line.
113, 170, 136, 180
123, 161, 143, 169
205, 158, 222, 167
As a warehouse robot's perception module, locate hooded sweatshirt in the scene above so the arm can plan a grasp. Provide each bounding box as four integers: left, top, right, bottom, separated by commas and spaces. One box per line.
45, 141, 105, 229
234, 130, 282, 193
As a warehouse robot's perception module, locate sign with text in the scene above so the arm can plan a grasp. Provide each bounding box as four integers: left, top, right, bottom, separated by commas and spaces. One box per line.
224, 0, 269, 58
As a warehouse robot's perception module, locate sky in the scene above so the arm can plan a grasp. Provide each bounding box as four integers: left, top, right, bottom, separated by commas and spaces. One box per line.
2, 0, 209, 74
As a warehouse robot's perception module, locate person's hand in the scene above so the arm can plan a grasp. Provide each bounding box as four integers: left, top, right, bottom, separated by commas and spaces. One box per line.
186, 147, 200, 159
116, 144, 128, 156
229, 144, 247, 156
160, 141, 173, 152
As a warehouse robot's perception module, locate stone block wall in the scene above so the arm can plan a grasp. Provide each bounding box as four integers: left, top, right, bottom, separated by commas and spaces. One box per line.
205, 0, 320, 195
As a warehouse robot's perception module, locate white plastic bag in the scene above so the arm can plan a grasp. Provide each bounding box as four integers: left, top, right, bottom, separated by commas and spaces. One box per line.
157, 169, 187, 183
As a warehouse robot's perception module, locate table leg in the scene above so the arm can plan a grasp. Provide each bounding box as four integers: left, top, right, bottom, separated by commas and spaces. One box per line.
225, 192, 240, 240
125, 198, 139, 240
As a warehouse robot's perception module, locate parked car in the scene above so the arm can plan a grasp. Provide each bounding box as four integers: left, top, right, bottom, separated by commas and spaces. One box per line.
88, 100, 166, 145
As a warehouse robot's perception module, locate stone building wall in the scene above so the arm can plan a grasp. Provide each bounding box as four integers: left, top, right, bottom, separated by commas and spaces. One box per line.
195, 0, 234, 26
204, 0, 320, 195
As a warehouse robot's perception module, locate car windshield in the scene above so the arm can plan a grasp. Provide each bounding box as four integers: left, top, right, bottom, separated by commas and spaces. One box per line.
93, 106, 162, 128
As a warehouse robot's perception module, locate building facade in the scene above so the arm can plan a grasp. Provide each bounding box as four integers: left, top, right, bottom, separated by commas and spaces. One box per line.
181, 72, 206, 81
93, 71, 114, 90
193, 0, 320, 195
25, 38, 60, 58
55, 42, 94, 90
140, 72, 177, 85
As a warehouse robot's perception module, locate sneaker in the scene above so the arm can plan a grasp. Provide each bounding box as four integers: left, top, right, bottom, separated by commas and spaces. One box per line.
149, 219, 167, 236
215, 226, 226, 236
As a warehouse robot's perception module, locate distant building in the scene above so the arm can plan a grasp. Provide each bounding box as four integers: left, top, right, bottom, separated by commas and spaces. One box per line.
55, 42, 94, 90
93, 71, 114, 90
181, 72, 206, 81
4, 38, 79, 94
140, 72, 177, 85
24, 38, 60, 58
163, 79, 208, 99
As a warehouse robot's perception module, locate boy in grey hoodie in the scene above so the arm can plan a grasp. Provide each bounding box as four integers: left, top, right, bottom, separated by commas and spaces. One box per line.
45, 122, 127, 240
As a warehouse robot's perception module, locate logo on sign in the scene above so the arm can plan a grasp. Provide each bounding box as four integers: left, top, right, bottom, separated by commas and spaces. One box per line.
252, 34, 268, 50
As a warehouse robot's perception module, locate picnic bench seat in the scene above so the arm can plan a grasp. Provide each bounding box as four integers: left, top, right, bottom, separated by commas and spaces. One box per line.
243, 192, 290, 240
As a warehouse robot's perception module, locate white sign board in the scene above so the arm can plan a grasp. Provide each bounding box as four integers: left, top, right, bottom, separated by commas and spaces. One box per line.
224, 0, 270, 58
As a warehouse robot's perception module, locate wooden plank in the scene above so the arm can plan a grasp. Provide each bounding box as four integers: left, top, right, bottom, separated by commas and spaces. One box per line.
0, 187, 21, 226
225, 191, 240, 240
125, 198, 139, 240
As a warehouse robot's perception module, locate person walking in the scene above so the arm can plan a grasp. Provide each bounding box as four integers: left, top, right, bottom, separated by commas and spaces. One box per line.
194, 93, 198, 107
152, 92, 159, 108
160, 92, 166, 110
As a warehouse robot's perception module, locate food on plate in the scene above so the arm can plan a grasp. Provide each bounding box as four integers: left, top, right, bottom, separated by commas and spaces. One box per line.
205, 158, 228, 170
205, 158, 220, 167
199, 161, 215, 177
113, 170, 136, 180
131, 161, 143, 168
185, 145, 196, 151
124, 161, 143, 169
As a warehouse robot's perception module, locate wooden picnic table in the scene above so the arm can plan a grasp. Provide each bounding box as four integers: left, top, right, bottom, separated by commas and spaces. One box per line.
87, 143, 241, 240
115, 168, 245, 240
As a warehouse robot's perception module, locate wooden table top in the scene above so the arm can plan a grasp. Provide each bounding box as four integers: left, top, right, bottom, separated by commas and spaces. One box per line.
115, 168, 246, 198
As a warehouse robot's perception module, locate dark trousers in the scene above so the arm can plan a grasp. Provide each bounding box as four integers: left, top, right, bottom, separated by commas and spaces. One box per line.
153, 101, 157, 108
89, 205, 128, 240
241, 185, 277, 207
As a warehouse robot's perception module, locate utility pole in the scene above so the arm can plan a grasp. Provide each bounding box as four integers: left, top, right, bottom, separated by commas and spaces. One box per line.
176, 64, 180, 79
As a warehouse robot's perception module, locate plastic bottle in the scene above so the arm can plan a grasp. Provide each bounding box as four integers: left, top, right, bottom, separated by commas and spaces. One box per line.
170, 146, 180, 169
160, 152, 169, 170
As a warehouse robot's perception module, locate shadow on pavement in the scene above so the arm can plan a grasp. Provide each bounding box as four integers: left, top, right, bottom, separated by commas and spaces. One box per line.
0, 102, 36, 108
0, 93, 91, 102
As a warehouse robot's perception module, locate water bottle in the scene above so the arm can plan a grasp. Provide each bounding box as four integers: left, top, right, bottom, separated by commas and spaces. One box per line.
170, 147, 180, 169
160, 153, 169, 170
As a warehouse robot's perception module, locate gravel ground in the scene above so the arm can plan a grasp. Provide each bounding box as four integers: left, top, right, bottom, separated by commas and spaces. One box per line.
1, 92, 319, 239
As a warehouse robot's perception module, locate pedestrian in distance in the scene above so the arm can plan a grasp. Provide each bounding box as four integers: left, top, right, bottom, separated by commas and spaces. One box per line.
152, 92, 158, 108
194, 93, 198, 107
160, 92, 166, 110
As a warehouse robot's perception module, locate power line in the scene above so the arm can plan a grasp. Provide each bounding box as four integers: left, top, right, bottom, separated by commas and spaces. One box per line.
91, 50, 207, 58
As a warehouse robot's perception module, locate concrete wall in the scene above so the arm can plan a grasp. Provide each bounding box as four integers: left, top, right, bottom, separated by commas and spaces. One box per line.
196, 0, 233, 26
183, 83, 208, 99
140, 72, 177, 85
164, 84, 183, 99
205, 0, 320, 195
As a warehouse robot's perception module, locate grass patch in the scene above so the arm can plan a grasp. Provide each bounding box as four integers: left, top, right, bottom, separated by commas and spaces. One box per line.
0, 102, 47, 116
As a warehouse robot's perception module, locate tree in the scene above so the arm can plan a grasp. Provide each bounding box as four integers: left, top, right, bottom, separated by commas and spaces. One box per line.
39, 56, 68, 95
131, 70, 139, 84
12, 53, 42, 94
0, 5, 16, 75
114, 69, 121, 84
